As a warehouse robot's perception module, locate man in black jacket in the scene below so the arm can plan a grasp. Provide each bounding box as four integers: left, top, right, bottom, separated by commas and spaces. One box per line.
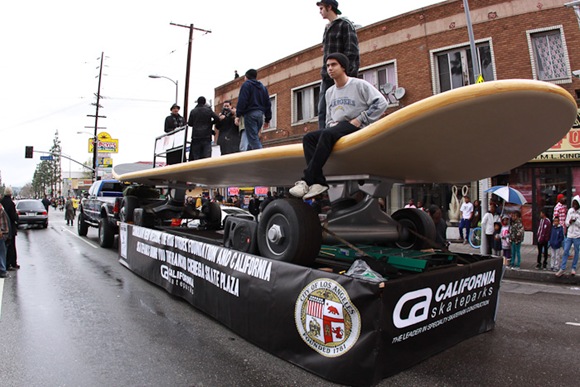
1, 187, 19, 270
164, 104, 185, 133
187, 96, 220, 161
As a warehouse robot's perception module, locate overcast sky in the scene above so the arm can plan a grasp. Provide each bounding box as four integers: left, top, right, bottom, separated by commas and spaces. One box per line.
0, 0, 445, 189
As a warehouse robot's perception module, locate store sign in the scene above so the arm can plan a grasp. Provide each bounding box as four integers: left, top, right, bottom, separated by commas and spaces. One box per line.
531, 114, 580, 162
88, 132, 119, 154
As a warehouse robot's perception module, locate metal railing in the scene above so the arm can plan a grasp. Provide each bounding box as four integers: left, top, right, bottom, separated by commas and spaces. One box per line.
153, 125, 190, 167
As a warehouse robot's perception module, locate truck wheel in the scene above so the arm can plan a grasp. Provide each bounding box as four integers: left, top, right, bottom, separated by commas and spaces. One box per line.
392, 208, 436, 250
78, 212, 88, 236
120, 196, 139, 223
99, 218, 115, 248
257, 199, 321, 265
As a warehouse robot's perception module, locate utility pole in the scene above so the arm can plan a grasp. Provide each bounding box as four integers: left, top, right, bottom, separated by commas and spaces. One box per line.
170, 23, 211, 118
88, 52, 107, 181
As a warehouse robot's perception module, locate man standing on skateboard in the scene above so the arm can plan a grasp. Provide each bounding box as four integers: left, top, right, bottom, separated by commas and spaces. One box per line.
290, 53, 387, 199
317, 0, 360, 130
235, 69, 271, 151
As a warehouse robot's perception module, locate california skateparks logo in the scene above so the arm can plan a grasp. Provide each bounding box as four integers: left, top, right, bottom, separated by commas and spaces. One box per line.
295, 279, 361, 357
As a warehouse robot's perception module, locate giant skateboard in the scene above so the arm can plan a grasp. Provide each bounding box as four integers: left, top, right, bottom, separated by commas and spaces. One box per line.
115, 80, 577, 187
115, 80, 577, 262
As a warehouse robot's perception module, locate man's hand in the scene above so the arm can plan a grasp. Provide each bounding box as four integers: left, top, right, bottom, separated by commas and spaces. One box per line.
349, 118, 361, 128
235, 117, 240, 126
263, 122, 270, 130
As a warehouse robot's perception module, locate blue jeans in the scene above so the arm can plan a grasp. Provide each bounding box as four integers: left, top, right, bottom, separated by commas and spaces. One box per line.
0, 240, 7, 274
240, 110, 263, 151
511, 242, 521, 267
459, 218, 471, 241
560, 237, 580, 271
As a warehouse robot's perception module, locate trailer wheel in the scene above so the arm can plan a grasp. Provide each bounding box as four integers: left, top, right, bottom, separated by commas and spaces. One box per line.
99, 218, 115, 248
257, 199, 321, 265
77, 212, 88, 236
392, 208, 436, 250
120, 196, 139, 223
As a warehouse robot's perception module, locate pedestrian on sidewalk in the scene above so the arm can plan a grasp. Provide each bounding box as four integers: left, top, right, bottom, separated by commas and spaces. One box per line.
459, 195, 474, 244
536, 210, 551, 269
509, 211, 524, 269
553, 194, 568, 234
500, 216, 511, 263
492, 222, 502, 256
556, 195, 580, 277
481, 203, 500, 255
549, 216, 564, 271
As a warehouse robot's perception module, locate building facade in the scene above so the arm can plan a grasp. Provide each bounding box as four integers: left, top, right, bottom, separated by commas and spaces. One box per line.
214, 0, 580, 235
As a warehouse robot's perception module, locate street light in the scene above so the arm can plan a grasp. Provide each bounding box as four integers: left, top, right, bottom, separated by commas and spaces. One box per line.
149, 75, 178, 104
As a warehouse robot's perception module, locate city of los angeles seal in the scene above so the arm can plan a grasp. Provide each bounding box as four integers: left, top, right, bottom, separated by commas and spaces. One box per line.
295, 278, 361, 357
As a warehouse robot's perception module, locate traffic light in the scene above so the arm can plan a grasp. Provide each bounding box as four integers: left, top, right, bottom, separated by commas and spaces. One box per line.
25, 146, 33, 158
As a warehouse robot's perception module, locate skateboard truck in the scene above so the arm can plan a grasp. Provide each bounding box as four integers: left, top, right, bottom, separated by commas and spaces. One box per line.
322, 175, 435, 250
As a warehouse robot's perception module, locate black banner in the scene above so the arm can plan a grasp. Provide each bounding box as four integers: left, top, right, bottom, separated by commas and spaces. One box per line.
119, 224, 502, 386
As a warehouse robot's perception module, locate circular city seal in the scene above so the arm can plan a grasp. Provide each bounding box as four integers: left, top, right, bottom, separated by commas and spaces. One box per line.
294, 278, 361, 357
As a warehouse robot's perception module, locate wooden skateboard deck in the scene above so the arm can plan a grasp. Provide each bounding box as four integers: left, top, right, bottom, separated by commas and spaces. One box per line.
114, 80, 577, 187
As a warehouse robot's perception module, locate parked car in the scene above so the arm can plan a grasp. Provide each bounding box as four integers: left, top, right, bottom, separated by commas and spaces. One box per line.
16, 199, 49, 228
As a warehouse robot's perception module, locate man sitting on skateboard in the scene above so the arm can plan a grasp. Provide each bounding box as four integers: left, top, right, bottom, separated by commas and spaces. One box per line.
290, 52, 388, 199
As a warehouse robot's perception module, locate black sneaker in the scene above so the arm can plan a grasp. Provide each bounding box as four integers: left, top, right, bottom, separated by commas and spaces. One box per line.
0, 272, 7, 278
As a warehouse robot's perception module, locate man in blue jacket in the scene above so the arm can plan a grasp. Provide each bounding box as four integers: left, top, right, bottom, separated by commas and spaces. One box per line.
235, 69, 272, 151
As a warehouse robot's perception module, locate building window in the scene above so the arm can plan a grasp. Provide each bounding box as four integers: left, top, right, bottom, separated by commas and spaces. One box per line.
360, 62, 396, 94
431, 41, 495, 93
292, 83, 320, 124
528, 27, 570, 82
267, 95, 277, 130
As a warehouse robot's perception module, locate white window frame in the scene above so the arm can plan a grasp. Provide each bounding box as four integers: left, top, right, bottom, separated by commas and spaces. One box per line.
429, 38, 496, 95
359, 60, 399, 105
263, 94, 277, 132
526, 25, 572, 84
291, 81, 321, 126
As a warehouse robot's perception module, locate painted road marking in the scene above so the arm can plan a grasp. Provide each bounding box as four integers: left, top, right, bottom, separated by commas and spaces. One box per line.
62, 226, 99, 249
565, 322, 580, 327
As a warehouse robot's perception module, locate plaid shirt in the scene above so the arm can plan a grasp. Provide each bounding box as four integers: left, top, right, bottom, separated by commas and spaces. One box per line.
321, 17, 360, 79
0, 204, 9, 240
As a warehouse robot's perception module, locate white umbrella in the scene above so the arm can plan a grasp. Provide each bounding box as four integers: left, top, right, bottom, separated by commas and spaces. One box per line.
484, 185, 527, 205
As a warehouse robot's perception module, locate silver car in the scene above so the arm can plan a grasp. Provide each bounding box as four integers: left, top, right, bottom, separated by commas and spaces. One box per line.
16, 199, 49, 228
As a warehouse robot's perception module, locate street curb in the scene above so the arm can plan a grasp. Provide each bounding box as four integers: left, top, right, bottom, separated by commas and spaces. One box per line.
502, 267, 580, 285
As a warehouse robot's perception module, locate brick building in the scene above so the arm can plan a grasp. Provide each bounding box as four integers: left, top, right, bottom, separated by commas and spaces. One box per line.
214, 0, 580, 234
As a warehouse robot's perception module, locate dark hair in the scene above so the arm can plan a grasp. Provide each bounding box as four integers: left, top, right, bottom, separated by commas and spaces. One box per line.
427, 204, 440, 216
197, 96, 206, 105
223, 100, 231, 105
245, 69, 258, 79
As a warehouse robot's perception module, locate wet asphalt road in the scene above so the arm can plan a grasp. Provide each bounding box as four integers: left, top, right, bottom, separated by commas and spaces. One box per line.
0, 210, 579, 386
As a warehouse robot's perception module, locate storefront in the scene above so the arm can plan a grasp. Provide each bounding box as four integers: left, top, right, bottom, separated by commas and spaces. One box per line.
400, 123, 580, 240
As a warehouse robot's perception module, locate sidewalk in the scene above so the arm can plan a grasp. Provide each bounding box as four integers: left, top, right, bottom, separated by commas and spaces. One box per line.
449, 241, 580, 285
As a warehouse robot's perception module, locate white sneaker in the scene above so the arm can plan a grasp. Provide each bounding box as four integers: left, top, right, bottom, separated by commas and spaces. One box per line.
303, 184, 328, 200
555, 269, 565, 277
572, 269, 576, 276
289, 180, 309, 198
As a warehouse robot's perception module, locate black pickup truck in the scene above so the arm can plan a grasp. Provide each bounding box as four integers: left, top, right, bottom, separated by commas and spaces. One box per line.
77, 179, 125, 247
